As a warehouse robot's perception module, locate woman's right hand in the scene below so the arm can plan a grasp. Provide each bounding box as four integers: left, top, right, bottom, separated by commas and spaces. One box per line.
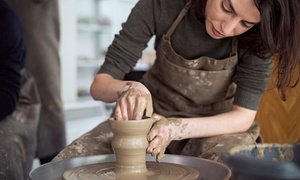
114, 82, 153, 120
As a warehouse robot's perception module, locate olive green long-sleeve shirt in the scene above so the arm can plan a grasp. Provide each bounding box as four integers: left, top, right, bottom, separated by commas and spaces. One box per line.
99, 0, 272, 110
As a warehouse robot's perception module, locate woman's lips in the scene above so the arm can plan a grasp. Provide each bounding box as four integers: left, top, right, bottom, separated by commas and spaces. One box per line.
212, 26, 225, 38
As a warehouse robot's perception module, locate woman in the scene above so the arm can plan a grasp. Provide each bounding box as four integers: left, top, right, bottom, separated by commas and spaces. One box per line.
55, 0, 300, 162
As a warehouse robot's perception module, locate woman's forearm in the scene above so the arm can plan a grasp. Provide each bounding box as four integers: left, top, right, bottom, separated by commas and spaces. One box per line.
178, 105, 256, 140
90, 73, 153, 120
90, 73, 132, 103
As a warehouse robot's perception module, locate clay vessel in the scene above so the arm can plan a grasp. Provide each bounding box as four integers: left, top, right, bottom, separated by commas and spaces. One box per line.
109, 118, 154, 175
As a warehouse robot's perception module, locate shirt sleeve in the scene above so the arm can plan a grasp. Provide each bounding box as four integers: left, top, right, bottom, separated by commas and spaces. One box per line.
0, 5, 25, 120
98, 0, 158, 79
233, 48, 272, 110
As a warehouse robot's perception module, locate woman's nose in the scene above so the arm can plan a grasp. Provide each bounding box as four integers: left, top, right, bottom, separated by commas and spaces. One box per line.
221, 18, 239, 36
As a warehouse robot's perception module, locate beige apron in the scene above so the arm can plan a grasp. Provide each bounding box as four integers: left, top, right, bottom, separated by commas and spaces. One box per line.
54, 0, 260, 163
0, 70, 41, 180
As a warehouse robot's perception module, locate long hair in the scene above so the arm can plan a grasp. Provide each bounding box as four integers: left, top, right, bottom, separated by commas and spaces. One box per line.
193, 0, 300, 100
254, 0, 300, 100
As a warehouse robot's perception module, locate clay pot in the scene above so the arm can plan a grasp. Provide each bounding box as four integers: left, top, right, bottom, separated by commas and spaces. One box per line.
109, 118, 154, 175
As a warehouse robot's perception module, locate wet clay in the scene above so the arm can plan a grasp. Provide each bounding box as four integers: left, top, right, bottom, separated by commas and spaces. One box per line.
62, 162, 199, 180
63, 118, 199, 180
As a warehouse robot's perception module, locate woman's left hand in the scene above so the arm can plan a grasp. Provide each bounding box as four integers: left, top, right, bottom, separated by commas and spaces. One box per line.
147, 114, 187, 162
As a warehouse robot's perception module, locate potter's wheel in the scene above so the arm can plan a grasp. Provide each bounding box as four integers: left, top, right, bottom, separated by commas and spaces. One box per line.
30, 154, 231, 180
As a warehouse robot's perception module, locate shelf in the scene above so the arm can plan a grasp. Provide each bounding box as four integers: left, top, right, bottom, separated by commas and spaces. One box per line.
77, 23, 111, 33
77, 58, 104, 68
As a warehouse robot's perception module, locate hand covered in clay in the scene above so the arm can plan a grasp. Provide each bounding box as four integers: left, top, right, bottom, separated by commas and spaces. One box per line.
114, 82, 153, 120
147, 114, 187, 162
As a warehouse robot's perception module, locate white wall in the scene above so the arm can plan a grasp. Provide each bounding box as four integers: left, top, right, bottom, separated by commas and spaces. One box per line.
59, 0, 78, 104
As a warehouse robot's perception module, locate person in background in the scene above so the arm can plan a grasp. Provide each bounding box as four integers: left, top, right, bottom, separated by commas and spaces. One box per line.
55, 0, 300, 163
0, 0, 40, 179
6, 0, 66, 164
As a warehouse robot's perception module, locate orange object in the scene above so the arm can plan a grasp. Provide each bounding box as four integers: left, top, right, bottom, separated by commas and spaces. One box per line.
255, 58, 300, 143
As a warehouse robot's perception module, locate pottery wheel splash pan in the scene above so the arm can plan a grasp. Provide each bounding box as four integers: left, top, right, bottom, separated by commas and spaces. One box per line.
30, 154, 231, 180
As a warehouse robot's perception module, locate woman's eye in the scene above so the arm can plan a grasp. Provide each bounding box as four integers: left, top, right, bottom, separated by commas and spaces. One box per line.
241, 21, 252, 29
221, 0, 232, 13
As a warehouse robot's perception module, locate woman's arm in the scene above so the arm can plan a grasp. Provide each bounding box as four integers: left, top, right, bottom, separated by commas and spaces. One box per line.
147, 105, 256, 161
90, 73, 153, 120
90, 0, 161, 120
180, 105, 256, 139
147, 105, 256, 144
90, 73, 131, 103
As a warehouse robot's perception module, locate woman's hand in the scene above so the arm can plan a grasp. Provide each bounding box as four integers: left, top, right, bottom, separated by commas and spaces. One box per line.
114, 82, 153, 120
147, 114, 188, 162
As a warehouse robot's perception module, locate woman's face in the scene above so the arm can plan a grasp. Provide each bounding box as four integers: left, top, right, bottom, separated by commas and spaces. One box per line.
205, 0, 261, 39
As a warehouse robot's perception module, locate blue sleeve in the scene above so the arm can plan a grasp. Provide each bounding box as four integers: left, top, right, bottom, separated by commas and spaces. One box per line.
0, 3, 25, 120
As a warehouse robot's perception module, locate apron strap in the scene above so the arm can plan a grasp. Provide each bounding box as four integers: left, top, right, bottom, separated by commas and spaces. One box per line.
165, 0, 193, 40
225, 38, 238, 68
230, 38, 238, 56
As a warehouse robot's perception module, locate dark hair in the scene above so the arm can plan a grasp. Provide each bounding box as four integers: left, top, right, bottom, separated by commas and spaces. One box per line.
193, 0, 300, 100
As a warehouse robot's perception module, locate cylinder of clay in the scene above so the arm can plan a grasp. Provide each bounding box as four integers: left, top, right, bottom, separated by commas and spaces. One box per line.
109, 118, 154, 175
